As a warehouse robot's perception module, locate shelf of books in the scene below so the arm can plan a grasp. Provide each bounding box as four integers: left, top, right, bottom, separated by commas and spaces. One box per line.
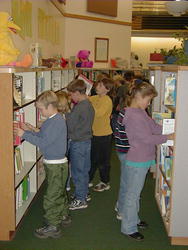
0, 67, 75, 241
152, 65, 188, 245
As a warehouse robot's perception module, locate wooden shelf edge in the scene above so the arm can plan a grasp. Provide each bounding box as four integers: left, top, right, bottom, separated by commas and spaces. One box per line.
171, 237, 188, 246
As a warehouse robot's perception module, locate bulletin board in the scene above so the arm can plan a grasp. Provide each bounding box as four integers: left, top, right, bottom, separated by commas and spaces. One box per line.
87, 0, 118, 17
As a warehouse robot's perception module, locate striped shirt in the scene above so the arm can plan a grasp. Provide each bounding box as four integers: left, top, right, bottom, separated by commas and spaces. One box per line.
114, 108, 130, 153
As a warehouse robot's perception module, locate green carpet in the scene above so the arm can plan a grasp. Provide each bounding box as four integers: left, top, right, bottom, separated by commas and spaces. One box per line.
0, 146, 188, 250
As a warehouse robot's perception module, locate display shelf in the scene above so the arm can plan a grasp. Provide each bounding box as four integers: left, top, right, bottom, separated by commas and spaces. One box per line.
0, 67, 72, 241
151, 65, 188, 245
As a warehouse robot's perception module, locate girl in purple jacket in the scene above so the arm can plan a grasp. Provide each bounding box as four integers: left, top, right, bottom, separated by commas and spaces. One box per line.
121, 81, 174, 241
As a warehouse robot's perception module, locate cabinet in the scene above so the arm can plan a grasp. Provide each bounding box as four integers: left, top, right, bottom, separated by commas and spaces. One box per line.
0, 67, 74, 241
152, 65, 188, 245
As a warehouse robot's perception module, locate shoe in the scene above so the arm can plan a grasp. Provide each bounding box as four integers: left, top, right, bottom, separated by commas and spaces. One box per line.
61, 215, 72, 227
93, 182, 110, 192
34, 225, 62, 239
69, 199, 88, 210
116, 213, 122, 220
66, 187, 71, 192
86, 193, 91, 202
127, 232, 144, 241
88, 182, 93, 188
70, 194, 91, 202
137, 221, 148, 229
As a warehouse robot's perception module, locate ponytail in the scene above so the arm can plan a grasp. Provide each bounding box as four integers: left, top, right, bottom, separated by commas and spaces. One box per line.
126, 81, 157, 107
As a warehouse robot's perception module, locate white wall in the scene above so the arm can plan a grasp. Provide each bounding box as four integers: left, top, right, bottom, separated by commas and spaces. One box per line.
0, 0, 65, 60
0, 0, 133, 67
64, 0, 132, 68
131, 37, 181, 68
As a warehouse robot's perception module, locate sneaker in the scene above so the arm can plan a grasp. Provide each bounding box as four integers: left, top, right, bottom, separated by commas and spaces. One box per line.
34, 225, 62, 239
116, 213, 122, 220
69, 199, 88, 210
66, 186, 71, 192
137, 221, 148, 229
86, 193, 91, 202
88, 182, 93, 188
61, 215, 72, 227
127, 232, 144, 241
93, 182, 110, 192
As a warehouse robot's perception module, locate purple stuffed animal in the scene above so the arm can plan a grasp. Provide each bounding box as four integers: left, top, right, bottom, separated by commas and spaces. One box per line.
76, 50, 93, 68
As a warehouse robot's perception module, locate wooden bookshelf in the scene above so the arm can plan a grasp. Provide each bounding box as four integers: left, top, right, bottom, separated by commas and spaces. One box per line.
0, 67, 73, 241
151, 65, 188, 245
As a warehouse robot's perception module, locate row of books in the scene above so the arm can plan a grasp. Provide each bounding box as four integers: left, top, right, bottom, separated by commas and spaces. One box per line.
14, 70, 76, 108
158, 175, 171, 222
13, 109, 25, 146
160, 145, 173, 181
16, 176, 30, 210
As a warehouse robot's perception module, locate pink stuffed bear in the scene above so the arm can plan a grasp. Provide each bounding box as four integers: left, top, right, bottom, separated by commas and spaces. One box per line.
76, 50, 93, 68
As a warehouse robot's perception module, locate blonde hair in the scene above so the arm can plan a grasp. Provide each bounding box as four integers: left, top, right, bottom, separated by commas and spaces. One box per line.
36, 90, 58, 108
126, 81, 157, 107
56, 91, 71, 114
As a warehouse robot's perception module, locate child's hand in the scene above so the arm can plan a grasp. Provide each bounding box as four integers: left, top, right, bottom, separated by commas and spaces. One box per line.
20, 122, 31, 131
167, 133, 175, 140
14, 127, 24, 137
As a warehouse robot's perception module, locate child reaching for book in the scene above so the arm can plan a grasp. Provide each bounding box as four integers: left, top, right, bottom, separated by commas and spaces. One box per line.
121, 81, 174, 241
14, 90, 70, 239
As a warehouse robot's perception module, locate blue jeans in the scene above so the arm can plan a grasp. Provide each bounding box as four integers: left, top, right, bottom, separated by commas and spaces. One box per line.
116, 152, 127, 216
121, 164, 149, 235
69, 139, 91, 201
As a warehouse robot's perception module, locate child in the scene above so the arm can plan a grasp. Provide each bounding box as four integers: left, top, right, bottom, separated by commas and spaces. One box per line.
89, 77, 114, 192
121, 81, 174, 241
66, 79, 94, 210
56, 90, 71, 116
14, 90, 69, 239
56, 91, 72, 192
114, 108, 130, 219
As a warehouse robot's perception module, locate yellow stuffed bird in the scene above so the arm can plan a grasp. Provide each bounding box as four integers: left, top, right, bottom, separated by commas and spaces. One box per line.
0, 12, 32, 67
0, 12, 21, 65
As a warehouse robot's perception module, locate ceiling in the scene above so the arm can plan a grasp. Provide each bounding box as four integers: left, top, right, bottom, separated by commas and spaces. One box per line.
132, 1, 188, 36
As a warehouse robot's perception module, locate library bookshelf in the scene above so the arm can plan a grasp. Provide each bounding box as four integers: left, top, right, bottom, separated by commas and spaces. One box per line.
149, 65, 188, 245
0, 67, 75, 241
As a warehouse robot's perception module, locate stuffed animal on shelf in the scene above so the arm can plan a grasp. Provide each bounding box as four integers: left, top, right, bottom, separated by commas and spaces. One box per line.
76, 50, 93, 68
0, 12, 32, 67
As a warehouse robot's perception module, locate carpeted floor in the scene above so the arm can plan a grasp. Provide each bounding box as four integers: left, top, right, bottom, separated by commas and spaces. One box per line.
0, 145, 188, 250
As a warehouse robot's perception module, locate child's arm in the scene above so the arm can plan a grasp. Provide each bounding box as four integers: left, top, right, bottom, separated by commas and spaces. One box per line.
124, 113, 168, 146
149, 117, 163, 134
21, 122, 40, 132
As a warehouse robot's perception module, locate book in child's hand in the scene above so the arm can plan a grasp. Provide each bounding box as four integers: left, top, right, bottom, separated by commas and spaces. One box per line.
13, 121, 21, 146
162, 119, 175, 146
78, 74, 93, 95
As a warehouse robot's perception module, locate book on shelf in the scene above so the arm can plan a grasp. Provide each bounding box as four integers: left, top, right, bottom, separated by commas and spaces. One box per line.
13, 109, 25, 146
13, 75, 23, 107
78, 74, 93, 95
14, 147, 23, 174
51, 71, 61, 91
159, 175, 171, 217
16, 176, 30, 210
37, 72, 45, 95
164, 75, 176, 107
162, 119, 175, 146
152, 112, 172, 125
